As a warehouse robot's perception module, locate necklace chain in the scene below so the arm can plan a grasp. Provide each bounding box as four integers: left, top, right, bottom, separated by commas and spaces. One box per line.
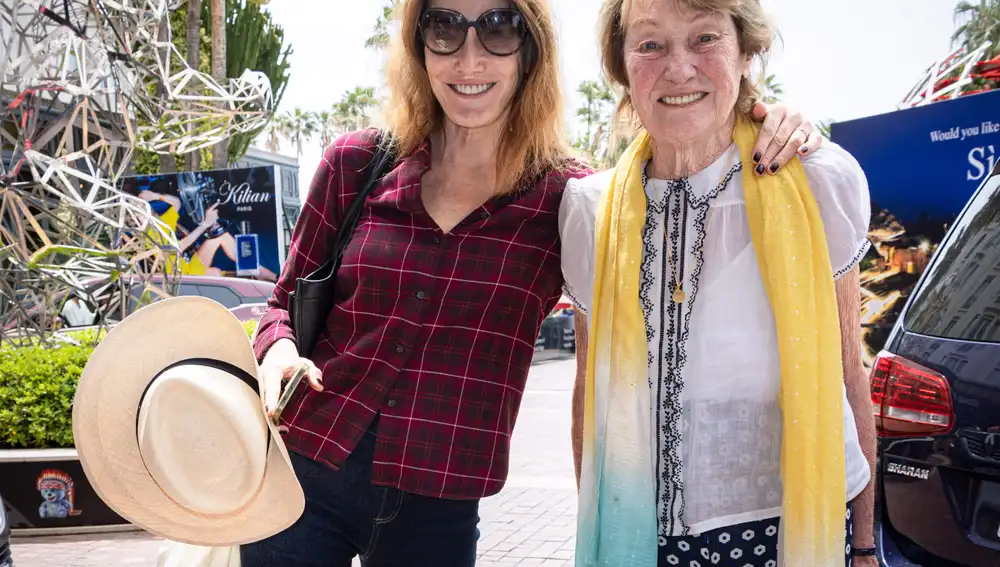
663, 215, 686, 304
645, 161, 735, 305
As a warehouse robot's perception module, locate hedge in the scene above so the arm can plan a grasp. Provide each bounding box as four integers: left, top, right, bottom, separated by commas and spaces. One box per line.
0, 320, 258, 449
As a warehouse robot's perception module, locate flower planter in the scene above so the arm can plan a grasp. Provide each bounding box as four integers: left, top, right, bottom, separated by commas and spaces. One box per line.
0, 448, 136, 536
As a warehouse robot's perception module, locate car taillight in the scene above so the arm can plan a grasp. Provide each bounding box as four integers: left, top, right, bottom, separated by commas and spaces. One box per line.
870, 351, 953, 437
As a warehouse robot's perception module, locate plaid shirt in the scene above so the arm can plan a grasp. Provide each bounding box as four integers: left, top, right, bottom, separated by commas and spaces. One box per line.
254, 129, 592, 499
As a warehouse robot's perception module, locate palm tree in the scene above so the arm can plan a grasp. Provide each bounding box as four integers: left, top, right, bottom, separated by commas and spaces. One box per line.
262, 116, 288, 153
210, 0, 228, 169
817, 120, 834, 140
760, 74, 784, 104
185, 0, 203, 170
281, 108, 318, 157
953, 0, 1000, 58
316, 111, 339, 149
574, 80, 616, 162
334, 87, 377, 131
365, 1, 399, 50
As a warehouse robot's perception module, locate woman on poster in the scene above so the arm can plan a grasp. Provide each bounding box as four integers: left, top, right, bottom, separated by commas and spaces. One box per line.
135, 181, 278, 281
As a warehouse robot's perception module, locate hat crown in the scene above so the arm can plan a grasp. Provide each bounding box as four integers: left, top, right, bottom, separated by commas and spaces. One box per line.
136, 363, 268, 516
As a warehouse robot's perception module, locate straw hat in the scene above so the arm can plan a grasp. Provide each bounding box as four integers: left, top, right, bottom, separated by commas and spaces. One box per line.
72, 296, 304, 546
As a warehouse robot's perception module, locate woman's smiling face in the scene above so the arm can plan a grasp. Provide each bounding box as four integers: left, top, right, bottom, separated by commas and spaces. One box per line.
423, 0, 523, 131
623, 0, 751, 146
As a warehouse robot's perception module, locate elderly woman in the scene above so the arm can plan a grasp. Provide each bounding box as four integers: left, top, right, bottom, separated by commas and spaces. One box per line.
242, 0, 818, 565
563, 1, 876, 567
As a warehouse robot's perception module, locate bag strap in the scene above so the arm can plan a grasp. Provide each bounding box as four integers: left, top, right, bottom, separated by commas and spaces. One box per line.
332, 131, 397, 261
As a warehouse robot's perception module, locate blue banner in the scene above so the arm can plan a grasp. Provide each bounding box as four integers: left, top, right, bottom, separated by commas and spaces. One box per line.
833, 90, 1000, 225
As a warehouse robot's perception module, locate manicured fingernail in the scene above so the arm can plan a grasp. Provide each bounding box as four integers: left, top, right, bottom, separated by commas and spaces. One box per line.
769, 162, 779, 174
753, 152, 761, 163
755, 164, 765, 175
799, 145, 808, 154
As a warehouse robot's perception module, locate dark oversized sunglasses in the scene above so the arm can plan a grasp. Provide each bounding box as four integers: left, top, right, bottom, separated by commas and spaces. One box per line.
419, 8, 528, 57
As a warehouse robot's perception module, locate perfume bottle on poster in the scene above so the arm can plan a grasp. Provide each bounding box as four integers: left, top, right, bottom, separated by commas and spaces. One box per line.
235, 220, 260, 277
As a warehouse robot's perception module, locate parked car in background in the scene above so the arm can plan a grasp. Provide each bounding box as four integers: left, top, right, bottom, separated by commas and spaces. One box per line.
1, 491, 12, 567
872, 160, 1000, 566
137, 274, 274, 312
3, 274, 274, 335
113, 274, 273, 324
534, 296, 576, 353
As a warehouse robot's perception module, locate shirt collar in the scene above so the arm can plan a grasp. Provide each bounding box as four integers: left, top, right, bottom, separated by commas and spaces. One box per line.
644, 144, 740, 200
387, 138, 432, 214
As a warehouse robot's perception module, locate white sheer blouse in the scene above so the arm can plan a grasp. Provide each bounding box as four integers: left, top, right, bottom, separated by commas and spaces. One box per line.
560, 142, 872, 539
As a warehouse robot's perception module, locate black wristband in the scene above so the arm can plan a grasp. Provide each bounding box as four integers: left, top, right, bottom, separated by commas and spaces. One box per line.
851, 547, 876, 557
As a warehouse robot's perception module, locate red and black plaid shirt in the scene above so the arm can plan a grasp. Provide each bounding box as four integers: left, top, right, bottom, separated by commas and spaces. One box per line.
254, 129, 591, 499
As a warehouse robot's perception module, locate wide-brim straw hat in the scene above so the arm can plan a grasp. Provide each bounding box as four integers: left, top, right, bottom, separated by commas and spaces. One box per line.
72, 296, 304, 546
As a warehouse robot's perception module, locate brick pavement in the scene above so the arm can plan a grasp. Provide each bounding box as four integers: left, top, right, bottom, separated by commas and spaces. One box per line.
10, 356, 581, 567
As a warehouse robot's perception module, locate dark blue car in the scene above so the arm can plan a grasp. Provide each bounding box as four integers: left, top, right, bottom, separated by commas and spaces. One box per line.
0, 492, 11, 567
872, 158, 1000, 566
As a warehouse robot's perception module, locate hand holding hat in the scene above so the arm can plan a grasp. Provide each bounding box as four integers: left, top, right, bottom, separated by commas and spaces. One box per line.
72, 296, 305, 547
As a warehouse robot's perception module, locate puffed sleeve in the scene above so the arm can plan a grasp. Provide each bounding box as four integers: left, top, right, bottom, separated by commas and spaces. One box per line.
801, 141, 872, 279
559, 172, 608, 314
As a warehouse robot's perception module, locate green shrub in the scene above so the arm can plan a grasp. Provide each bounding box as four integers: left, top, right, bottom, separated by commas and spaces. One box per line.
0, 320, 259, 449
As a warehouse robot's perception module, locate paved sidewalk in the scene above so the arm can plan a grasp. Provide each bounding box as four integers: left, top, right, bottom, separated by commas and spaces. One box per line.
11, 358, 581, 567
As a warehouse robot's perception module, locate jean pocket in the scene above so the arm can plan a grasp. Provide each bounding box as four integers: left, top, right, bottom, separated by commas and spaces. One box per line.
373, 487, 404, 524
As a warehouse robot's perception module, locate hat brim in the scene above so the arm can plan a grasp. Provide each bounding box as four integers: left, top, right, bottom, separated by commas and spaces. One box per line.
72, 296, 304, 546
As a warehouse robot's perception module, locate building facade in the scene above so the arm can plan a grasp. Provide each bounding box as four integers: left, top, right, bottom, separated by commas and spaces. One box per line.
234, 147, 301, 256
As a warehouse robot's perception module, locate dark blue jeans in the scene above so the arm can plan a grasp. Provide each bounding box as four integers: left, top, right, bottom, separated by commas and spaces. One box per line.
240, 420, 481, 566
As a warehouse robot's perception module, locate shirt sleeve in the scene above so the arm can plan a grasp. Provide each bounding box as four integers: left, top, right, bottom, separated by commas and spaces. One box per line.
558, 174, 605, 315
253, 132, 370, 361
801, 141, 872, 280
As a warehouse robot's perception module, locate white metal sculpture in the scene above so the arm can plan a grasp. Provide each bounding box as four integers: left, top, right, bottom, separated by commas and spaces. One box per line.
0, 0, 273, 344
899, 40, 994, 108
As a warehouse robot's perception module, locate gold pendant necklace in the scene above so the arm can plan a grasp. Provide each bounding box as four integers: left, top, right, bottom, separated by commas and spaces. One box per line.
664, 223, 685, 303
650, 160, 726, 306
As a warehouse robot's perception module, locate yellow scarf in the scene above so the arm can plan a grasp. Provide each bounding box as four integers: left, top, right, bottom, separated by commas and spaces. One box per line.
576, 118, 846, 566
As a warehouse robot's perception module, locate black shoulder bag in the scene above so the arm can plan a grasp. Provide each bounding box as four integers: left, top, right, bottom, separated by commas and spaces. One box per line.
288, 134, 397, 357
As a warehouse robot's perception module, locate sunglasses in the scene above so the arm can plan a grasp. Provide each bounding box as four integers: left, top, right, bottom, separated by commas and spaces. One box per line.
419, 8, 528, 57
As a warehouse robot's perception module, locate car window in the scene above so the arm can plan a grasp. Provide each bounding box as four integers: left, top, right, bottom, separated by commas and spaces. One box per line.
178, 283, 201, 296
905, 173, 1000, 342
252, 281, 276, 300
195, 284, 241, 309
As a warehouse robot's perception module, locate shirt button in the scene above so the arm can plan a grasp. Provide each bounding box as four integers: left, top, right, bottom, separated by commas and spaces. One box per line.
387, 399, 397, 408
433, 235, 442, 245
416, 291, 426, 300
480, 211, 489, 220
396, 344, 405, 354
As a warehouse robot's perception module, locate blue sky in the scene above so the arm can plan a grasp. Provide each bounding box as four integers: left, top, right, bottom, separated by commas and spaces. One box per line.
260, 0, 965, 190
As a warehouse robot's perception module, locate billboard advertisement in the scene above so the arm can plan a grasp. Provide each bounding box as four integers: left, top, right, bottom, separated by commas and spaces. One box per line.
832, 89, 1000, 365
120, 166, 285, 282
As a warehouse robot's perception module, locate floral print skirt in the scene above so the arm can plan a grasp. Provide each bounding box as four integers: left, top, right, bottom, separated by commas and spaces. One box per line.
657, 505, 853, 567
